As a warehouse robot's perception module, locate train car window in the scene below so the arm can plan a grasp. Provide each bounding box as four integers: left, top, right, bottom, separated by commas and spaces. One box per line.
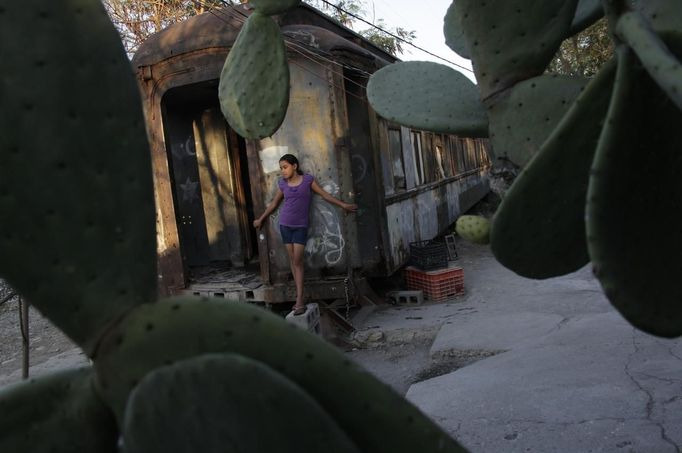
388, 128, 406, 192
411, 131, 425, 186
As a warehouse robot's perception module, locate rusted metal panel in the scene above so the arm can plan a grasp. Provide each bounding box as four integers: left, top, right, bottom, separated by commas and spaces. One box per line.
253, 58, 357, 282
383, 170, 490, 274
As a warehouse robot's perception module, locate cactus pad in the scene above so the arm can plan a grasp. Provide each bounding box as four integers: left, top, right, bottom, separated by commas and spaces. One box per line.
367, 61, 488, 137
569, 0, 604, 35
455, 215, 490, 245
491, 58, 616, 279
0, 367, 118, 452
122, 353, 360, 453
95, 297, 467, 452
0, 0, 157, 355
488, 74, 588, 168
586, 46, 682, 337
249, 0, 301, 16
616, 12, 682, 112
443, 1, 470, 59
454, 0, 579, 98
219, 11, 290, 139
634, 0, 682, 36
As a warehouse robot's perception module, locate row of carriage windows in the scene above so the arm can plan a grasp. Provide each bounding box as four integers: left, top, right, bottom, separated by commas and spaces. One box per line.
383, 127, 491, 196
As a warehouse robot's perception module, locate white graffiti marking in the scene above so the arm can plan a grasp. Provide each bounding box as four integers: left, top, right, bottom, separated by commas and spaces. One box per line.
305, 204, 345, 266
180, 177, 199, 204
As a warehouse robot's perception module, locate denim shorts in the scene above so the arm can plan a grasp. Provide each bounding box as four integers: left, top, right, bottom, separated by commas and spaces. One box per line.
280, 225, 308, 245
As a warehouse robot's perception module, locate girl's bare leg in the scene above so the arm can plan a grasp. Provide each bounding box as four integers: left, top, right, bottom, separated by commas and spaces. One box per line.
285, 244, 306, 310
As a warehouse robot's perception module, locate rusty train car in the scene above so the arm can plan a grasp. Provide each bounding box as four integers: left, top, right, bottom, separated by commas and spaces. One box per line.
132, 3, 491, 304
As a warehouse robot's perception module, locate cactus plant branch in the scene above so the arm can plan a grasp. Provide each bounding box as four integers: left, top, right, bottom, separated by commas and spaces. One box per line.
0, 367, 118, 452
122, 353, 360, 453
367, 61, 488, 137
488, 74, 588, 167
95, 297, 468, 452
586, 45, 682, 337
490, 58, 617, 279
616, 11, 682, 111
0, 0, 158, 356
569, 0, 605, 36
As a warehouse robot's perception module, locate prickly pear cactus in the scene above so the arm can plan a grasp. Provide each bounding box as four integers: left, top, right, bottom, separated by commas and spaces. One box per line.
367, 0, 682, 337
367, 61, 487, 137
0, 0, 157, 355
455, 215, 490, 245
219, 11, 290, 139
122, 354, 360, 453
0, 3, 469, 451
218, 0, 304, 140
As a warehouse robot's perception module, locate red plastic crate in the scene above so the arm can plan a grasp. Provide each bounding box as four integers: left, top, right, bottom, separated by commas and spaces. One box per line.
404, 266, 464, 301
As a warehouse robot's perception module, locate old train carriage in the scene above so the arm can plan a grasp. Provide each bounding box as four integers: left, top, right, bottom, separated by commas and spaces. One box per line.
132, 3, 490, 303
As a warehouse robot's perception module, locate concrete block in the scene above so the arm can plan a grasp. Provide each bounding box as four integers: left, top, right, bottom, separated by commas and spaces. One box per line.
285, 303, 321, 336
387, 290, 424, 305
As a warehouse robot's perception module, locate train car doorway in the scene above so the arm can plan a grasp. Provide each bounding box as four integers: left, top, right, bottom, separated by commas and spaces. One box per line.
161, 80, 258, 279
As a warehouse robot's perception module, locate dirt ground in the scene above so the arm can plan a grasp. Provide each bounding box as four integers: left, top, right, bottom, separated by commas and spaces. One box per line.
0, 210, 494, 391
0, 282, 84, 387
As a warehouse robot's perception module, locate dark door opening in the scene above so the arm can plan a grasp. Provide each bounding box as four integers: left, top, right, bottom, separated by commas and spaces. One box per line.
344, 69, 383, 273
161, 80, 258, 277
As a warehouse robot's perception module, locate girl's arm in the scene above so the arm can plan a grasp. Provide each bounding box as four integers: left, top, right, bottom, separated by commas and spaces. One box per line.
253, 189, 284, 229
311, 180, 358, 212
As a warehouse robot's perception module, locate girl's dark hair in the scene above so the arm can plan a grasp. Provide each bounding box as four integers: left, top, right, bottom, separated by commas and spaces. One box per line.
279, 154, 303, 175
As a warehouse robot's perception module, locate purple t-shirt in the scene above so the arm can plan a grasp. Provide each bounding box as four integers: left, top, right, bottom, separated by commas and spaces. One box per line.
278, 174, 314, 227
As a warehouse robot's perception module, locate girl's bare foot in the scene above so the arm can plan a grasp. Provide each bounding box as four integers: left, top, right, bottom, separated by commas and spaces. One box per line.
292, 304, 306, 316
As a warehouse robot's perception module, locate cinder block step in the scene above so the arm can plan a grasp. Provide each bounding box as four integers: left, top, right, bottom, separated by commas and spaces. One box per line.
285, 303, 321, 336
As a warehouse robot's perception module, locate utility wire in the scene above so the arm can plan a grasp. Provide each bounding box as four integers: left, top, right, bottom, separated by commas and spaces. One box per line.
316, 0, 474, 73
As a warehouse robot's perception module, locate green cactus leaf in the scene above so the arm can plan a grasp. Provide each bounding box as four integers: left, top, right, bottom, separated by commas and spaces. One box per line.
95, 298, 467, 452
569, 0, 604, 35
490, 57, 617, 279
616, 12, 682, 112
454, 0, 579, 98
443, 1, 470, 59
634, 0, 682, 36
219, 11, 290, 139
488, 74, 588, 167
0, 0, 157, 355
0, 367, 118, 452
367, 61, 488, 137
249, 0, 301, 16
122, 353, 360, 453
455, 215, 490, 245
586, 46, 682, 337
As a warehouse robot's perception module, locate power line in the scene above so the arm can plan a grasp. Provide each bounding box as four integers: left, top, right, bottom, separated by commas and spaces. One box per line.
316, 0, 474, 74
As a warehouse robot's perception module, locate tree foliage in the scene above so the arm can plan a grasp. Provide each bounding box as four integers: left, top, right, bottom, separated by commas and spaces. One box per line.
103, 0, 415, 57
103, 0, 232, 55
547, 19, 614, 77
304, 0, 415, 55
359, 19, 416, 56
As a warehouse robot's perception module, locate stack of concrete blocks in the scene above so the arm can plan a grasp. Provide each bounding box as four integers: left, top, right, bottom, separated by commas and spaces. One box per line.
285, 303, 321, 336
387, 290, 424, 305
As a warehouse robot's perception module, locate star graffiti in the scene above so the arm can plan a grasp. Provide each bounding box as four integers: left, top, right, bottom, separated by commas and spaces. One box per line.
180, 177, 200, 204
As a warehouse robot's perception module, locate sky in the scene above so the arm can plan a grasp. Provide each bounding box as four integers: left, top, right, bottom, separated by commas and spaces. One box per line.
356, 0, 475, 81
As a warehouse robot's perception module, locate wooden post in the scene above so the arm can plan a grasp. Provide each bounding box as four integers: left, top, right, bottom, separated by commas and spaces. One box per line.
19, 296, 29, 380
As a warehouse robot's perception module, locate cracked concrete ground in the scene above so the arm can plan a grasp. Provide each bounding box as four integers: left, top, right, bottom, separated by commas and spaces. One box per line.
351, 240, 682, 452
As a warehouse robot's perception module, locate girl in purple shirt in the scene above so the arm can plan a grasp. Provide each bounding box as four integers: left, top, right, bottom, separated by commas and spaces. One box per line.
253, 154, 357, 315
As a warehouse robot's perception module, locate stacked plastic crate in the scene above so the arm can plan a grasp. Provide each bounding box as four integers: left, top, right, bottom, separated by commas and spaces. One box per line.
405, 239, 464, 301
